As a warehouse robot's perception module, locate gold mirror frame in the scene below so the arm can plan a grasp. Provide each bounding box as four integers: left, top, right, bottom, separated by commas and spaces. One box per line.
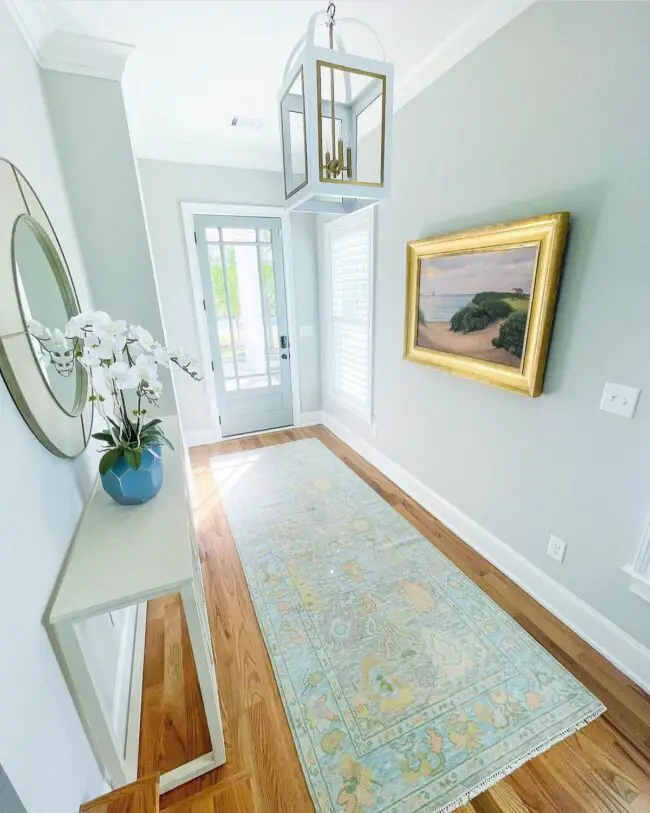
0, 158, 93, 457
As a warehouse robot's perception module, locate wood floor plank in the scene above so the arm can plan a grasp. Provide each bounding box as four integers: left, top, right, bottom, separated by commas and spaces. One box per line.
138, 425, 650, 812
81, 774, 160, 813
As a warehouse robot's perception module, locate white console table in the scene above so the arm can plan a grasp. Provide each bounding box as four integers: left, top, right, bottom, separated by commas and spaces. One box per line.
47, 418, 226, 793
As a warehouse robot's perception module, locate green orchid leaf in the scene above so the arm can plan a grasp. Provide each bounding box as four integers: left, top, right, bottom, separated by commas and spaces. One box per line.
142, 418, 162, 431
91, 431, 115, 445
157, 434, 174, 451
124, 447, 143, 470
155, 432, 174, 452
99, 447, 122, 476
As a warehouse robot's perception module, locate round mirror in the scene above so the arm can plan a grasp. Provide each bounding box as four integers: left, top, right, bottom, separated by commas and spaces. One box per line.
13, 215, 83, 415
0, 158, 92, 458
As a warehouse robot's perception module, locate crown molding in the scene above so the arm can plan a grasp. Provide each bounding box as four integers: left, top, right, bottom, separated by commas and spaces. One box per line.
137, 138, 283, 173
394, 0, 536, 112
4, 0, 134, 81
38, 31, 135, 81
3, 0, 52, 59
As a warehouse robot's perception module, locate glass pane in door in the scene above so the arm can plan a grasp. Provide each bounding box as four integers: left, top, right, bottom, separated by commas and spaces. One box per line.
221, 227, 257, 242
230, 244, 267, 384
206, 235, 282, 391
259, 244, 280, 386
208, 245, 237, 386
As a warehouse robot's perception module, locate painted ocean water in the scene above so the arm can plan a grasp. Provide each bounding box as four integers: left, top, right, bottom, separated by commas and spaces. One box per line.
419, 294, 473, 322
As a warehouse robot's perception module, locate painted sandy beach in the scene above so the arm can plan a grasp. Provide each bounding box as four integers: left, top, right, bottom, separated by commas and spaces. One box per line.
417, 319, 521, 366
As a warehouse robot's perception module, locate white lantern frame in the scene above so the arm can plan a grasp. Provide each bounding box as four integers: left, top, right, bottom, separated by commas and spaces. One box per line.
279, 11, 394, 215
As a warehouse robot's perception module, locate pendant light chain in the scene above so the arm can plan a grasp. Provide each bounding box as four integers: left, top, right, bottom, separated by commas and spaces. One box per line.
326, 1, 336, 47
326, 2, 337, 176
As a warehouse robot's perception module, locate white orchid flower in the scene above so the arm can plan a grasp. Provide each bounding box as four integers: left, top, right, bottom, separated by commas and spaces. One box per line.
152, 344, 170, 367
89, 321, 127, 347
79, 345, 104, 368
107, 360, 139, 390
65, 312, 92, 338
132, 354, 159, 383
129, 325, 155, 353
27, 319, 52, 341
87, 334, 124, 361
51, 328, 70, 350
66, 310, 110, 339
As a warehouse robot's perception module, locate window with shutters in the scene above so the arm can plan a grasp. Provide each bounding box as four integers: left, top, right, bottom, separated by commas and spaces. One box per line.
324, 207, 374, 420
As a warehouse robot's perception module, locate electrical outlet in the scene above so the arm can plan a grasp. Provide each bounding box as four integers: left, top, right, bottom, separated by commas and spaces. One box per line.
547, 535, 567, 563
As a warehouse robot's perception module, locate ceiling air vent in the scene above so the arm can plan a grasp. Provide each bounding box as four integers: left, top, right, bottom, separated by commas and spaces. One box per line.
230, 116, 266, 131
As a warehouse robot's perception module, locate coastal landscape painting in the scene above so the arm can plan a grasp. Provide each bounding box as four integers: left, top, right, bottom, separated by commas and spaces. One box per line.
417, 245, 538, 368
404, 213, 570, 396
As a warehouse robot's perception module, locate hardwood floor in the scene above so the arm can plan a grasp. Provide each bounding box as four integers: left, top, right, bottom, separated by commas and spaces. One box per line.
138, 426, 650, 813
81, 775, 160, 813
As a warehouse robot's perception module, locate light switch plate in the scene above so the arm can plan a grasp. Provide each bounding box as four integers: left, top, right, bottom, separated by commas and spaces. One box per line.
299, 325, 314, 338
599, 382, 640, 418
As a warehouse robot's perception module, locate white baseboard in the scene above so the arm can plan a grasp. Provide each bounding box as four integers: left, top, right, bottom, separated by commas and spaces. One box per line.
184, 428, 221, 448
322, 412, 650, 693
182, 412, 324, 446
301, 410, 324, 426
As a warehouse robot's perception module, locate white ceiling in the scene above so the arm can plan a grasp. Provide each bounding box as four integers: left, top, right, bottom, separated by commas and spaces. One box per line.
35, 0, 513, 169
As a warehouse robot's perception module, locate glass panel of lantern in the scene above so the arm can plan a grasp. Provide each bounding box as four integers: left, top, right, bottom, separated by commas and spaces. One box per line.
316, 61, 386, 186
280, 67, 308, 197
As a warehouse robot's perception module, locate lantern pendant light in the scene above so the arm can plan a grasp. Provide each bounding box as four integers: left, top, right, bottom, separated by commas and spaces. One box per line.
279, 2, 394, 214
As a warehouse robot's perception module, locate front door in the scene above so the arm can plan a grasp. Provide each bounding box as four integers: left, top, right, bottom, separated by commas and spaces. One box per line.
194, 215, 294, 437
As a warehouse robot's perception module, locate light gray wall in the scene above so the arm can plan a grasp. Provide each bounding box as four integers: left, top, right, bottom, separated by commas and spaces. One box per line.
41, 71, 175, 413
138, 159, 321, 436
0, 4, 107, 810
289, 211, 321, 412
321, 1, 650, 646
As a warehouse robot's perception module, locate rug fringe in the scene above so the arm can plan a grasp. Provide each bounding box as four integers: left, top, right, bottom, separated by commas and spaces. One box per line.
429, 702, 606, 813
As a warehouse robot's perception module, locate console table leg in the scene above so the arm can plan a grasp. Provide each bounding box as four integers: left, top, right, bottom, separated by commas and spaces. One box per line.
180, 583, 226, 767
50, 618, 128, 787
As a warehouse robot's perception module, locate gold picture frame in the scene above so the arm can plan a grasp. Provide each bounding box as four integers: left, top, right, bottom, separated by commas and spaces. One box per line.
404, 213, 569, 397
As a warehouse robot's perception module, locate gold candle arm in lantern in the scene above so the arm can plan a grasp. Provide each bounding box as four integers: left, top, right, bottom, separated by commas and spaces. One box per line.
325, 150, 331, 178
346, 146, 353, 179
337, 139, 344, 177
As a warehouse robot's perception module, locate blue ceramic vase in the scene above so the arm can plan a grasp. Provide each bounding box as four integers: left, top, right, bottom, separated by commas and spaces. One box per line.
100, 445, 163, 506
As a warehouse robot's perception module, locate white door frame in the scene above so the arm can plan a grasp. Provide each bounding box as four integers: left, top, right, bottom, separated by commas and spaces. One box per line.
181, 202, 302, 441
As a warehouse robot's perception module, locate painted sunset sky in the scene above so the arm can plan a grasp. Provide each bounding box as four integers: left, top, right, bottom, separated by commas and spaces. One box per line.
419, 245, 539, 296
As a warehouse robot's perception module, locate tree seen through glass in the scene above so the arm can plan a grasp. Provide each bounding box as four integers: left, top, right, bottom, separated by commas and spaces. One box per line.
209, 244, 277, 384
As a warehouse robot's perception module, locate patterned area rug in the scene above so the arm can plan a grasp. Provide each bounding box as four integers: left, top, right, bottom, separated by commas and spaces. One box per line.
215, 439, 604, 813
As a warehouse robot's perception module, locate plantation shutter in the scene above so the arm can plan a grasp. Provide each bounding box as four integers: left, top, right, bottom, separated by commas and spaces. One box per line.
327, 208, 374, 418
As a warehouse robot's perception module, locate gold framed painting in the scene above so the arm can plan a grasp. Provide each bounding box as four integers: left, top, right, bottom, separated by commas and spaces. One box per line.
404, 212, 569, 397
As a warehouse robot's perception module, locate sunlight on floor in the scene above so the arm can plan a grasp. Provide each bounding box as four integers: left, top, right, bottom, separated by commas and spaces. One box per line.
209, 453, 259, 497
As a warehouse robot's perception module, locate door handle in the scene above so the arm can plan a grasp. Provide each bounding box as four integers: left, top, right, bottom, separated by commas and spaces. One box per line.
280, 335, 289, 349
